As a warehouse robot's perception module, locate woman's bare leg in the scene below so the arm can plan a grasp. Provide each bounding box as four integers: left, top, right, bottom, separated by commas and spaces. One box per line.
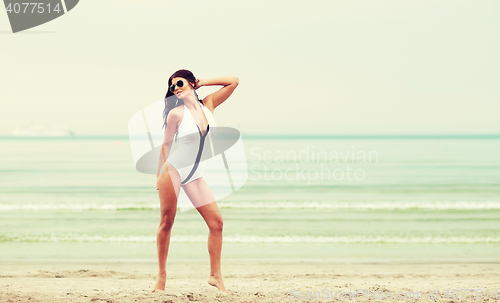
199, 202, 227, 293
153, 162, 181, 292
182, 177, 228, 293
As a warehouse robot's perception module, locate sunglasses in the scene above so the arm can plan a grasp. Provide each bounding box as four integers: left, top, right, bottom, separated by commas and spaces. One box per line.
169, 80, 185, 93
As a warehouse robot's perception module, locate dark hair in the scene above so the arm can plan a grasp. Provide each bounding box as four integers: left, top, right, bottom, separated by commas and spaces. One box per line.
162, 69, 203, 130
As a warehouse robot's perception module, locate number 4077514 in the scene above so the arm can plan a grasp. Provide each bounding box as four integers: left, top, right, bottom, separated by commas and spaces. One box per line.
5, 2, 62, 14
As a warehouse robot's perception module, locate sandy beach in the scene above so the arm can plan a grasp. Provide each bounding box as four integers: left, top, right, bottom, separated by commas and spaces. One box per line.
1, 260, 499, 302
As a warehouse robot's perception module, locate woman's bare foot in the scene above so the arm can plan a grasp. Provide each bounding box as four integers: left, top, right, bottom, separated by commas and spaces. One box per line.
208, 275, 229, 293
152, 272, 166, 293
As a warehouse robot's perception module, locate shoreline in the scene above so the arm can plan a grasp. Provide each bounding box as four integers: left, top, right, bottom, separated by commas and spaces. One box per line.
2, 257, 500, 264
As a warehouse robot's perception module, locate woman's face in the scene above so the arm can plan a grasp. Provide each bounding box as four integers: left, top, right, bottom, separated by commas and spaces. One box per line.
171, 77, 193, 99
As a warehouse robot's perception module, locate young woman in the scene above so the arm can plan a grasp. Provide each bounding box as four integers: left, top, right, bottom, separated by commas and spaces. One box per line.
154, 69, 239, 293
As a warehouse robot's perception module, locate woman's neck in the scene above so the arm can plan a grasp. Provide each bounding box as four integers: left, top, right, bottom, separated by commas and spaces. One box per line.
183, 94, 200, 109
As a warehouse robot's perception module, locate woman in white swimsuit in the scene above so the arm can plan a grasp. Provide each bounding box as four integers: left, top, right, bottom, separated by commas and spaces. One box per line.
154, 69, 239, 293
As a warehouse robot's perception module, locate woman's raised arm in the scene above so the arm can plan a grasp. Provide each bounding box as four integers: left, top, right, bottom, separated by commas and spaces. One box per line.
197, 77, 239, 111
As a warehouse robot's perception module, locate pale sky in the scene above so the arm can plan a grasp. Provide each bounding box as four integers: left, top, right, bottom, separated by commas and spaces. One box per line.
1, 0, 499, 136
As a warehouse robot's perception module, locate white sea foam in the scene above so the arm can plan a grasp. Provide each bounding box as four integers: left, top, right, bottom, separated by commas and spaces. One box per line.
0, 201, 500, 211
218, 201, 500, 210
0, 202, 158, 211
2, 234, 500, 244
1, 200, 499, 211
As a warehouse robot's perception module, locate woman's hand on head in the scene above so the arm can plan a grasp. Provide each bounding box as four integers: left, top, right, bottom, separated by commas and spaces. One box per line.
194, 78, 203, 90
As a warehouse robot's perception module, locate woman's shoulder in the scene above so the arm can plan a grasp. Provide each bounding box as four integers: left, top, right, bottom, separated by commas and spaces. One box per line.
166, 105, 184, 122
171, 104, 185, 114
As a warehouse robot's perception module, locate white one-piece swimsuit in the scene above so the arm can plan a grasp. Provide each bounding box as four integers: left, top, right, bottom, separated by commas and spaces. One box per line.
167, 102, 215, 185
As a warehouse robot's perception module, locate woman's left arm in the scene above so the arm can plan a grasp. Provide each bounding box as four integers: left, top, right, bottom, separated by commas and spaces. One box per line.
197, 77, 239, 111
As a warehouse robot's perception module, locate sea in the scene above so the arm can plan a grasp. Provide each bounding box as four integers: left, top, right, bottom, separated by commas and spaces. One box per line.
1, 135, 499, 263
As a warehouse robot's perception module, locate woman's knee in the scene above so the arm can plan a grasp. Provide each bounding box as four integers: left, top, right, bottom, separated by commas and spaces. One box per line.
208, 217, 223, 233
159, 215, 175, 233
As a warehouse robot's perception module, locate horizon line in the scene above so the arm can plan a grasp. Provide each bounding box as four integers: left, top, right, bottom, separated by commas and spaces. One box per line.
1, 133, 500, 140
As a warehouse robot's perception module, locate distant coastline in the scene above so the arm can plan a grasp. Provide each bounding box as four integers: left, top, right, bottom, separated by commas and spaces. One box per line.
12, 124, 74, 137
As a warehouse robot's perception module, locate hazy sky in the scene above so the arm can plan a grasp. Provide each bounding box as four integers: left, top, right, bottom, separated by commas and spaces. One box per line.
1, 0, 499, 135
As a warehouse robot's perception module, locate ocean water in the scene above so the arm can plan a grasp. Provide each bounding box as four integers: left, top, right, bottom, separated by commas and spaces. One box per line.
0, 135, 499, 262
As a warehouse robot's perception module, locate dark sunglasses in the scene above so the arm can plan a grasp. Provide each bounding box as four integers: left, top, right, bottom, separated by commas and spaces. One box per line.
169, 80, 184, 93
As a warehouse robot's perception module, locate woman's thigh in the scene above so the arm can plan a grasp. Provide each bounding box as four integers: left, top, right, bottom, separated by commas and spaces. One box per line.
182, 177, 216, 209
158, 161, 182, 216
182, 177, 222, 226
